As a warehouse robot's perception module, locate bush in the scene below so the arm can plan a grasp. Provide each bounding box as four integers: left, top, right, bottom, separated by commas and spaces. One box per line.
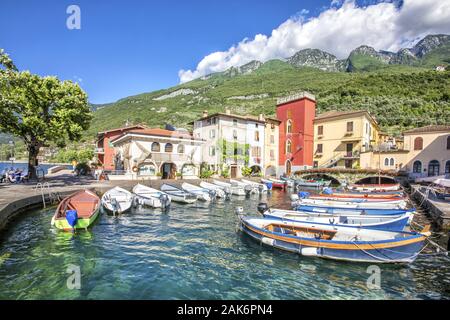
241, 166, 253, 177
221, 166, 230, 178
75, 162, 91, 176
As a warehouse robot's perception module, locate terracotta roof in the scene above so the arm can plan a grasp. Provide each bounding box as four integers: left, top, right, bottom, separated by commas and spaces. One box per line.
403, 125, 450, 135
97, 125, 146, 136
126, 128, 193, 138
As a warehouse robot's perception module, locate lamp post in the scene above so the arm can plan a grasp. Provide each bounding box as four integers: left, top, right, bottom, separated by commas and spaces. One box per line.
8, 140, 15, 168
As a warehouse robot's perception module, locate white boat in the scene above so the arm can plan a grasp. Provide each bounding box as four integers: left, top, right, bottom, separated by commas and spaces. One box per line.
101, 187, 134, 214
349, 183, 401, 192
293, 197, 408, 210
181, 182, 213, 202
132, 184, 171, 209
213, 180, 246, 196
160, 184, 198, 204
261, 208, 413, 231
241, 179, 269, 193
199, 181, 228, 199
230, 179, 259, 195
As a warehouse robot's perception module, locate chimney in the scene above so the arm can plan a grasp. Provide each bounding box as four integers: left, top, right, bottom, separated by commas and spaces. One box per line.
258, 114, 264, 121
202, 110, 208, 118
225, 109, 231, 115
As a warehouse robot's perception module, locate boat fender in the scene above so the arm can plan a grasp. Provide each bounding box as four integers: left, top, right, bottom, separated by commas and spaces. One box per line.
290, 194, 299, 202
66, 210, 78, 229
261, 237, 275, 246
132, 166, 138, 173
301, 247, 319, 257
257, 203, 269, 214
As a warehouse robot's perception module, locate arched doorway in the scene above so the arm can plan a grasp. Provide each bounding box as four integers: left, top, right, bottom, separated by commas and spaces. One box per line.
161, 162, 177, 179
265, 165, 276, 177
285, 160, 292, 176
355, 176, 397, 185
250, 165, 261, 176
428, 160, 440, 177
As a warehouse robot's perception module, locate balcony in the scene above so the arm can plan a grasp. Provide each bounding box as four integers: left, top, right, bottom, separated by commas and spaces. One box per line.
342, 151, 360, 159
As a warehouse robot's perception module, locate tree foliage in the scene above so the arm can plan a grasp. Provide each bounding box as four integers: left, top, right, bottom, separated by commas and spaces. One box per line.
0, 49, 92, 178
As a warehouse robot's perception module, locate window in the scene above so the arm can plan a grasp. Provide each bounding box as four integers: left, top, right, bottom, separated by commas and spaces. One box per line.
270, 135, 275, 144
151, 142, 160, 152
233, 119, 238, 127
254, 131, 260, 141
209, 146, 215, 157
209, 129, 215, 139
316, 144, 323, 154
270, 149, 275, 160
366, 123, 369, 134
139, 163, 156, 176
165, 143, 173, 153
447, 136, 450, 150
390, 158, 395, 166
446, 160, 450, 174
251, 147, 261, 157
413, 161, 422, 173
346, 121, 354, 133
318, 125, 323, 136
428, 160, 440, 177
286, 120, 292, 134
233, 130, 238, 139
177, 144, 185, 154
414, 137, 423, 150
255, 123, 258, 128
384, 158, 389, 166
286, 140, 292, 153
212, 117, 216, 125
313, 161, 319, 168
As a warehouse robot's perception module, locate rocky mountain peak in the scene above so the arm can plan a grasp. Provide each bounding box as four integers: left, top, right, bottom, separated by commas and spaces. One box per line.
410, 34, 450, 58
287, 48, 346, 72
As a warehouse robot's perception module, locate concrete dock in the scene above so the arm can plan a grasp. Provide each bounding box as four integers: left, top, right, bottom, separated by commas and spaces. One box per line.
410, 184, 450, 230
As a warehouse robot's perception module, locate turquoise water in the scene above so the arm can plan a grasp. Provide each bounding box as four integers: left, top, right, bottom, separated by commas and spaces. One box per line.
0, 191, 449, 300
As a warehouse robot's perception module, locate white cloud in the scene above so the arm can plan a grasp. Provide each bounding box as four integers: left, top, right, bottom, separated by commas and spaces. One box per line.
179, 0, 450, 83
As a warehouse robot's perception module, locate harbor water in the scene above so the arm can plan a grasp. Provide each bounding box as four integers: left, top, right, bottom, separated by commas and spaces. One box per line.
0, 190, 449, 300
0, 162, 72, 175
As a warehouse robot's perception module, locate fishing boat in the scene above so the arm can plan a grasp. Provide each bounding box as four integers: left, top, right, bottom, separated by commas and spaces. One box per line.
181, 182, 214, 201
101, 187, 134, 214
160, 184, 198, 204
261, 178, 285, 189
313, 193, 406, 201
292, 197, 408, 210
294, 203, 414, 216
230, 179, 259, 194
279, 176, 295, 188
241, 179, 269, 193
260, 208, 412, 231
348, 183, 401, 192
294, 178, 331, 188
133, 184, 171, 209
199, 181, 228, 199
213, 180, 246, 196
51, 190, 100, 231
238, 215, 428, 263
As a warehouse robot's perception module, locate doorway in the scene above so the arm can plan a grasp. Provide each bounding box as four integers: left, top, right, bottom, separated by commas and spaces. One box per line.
346, 143, 353, 157
428, 160, 440, 177
161, 162, 177, 179
231, 165, 238, 178
285, 160, 292, 176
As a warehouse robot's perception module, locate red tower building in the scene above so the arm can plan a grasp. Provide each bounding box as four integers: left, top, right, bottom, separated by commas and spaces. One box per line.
276, 92, 316, 175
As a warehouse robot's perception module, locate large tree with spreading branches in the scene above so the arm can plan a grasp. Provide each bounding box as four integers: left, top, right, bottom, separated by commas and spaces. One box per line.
0, 49, 92, 179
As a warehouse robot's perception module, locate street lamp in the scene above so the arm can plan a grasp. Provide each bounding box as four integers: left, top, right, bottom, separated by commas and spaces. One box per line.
8, 141, 15, 167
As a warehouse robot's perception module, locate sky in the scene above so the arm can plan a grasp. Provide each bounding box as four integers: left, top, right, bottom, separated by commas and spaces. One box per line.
1, 0, 449, 104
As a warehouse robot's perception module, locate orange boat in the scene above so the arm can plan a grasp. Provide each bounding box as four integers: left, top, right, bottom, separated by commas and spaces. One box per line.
51, 190, 100, 231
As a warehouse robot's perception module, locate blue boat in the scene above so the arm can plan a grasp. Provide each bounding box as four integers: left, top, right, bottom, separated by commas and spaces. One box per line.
294, 204, 414, 216
263, 209, 412, 231
238, 216, 428, 263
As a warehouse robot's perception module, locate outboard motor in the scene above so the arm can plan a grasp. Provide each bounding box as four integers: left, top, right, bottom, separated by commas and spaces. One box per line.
235, 207, 244, 215
290, 194, 299, 202
111, 198, 120, 215
159, 193, 170, 210
66, 210, 78, 230
257, 202, 269, 214
244, 184, 253, 197
208, 189, 217, 200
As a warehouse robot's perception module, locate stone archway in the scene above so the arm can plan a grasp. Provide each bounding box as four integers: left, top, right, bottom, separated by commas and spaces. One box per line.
354, 176, 397, 185
302, 174, 341, 186
161, 162, 177, 180
250, 165, 262, 176
265, 165, 277, 177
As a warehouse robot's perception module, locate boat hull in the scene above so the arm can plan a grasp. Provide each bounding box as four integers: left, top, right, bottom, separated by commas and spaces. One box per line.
52, 208, 100, 231
294, 204, 412, 215
239, 218, 424, 263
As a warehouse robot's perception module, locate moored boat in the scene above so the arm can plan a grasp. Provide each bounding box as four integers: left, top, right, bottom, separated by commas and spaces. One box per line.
238, 216, 428, 263
51, 190, 100, 231
181, 182, 214, 201
161, 184, 198, 204
213, 180, 246, 196
294, 203, 414, 216
241, 179, 269, 193
199, 181, 228, 199
294, 178, 331, 188
348, 183, 401, 192
230, 179, 259, 195
261, 208, 412, 231
292, 197, 408, 210
133, 184, 171, 209
261, 178, 285, 189
101, 187, 134, 214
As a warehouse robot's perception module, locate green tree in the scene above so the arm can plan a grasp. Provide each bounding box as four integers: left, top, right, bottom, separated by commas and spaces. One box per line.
0, 49, 92, 179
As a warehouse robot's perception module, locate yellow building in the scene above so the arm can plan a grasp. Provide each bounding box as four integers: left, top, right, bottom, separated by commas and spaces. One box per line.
360, 125, 450, 178
264, 117, 280, 176
313, 110, 380, 168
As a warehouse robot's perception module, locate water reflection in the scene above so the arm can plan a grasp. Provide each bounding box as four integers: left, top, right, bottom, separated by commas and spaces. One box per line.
0, 189, 448, 300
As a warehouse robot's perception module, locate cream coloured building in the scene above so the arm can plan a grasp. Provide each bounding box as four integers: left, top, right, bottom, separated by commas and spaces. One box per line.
264, 117, 280, 176
313, 110, 381, 169
360, 125, 450, 178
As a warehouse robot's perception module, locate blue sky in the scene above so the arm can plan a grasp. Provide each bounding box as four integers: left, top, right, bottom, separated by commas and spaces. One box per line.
1, 0, 448, 104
